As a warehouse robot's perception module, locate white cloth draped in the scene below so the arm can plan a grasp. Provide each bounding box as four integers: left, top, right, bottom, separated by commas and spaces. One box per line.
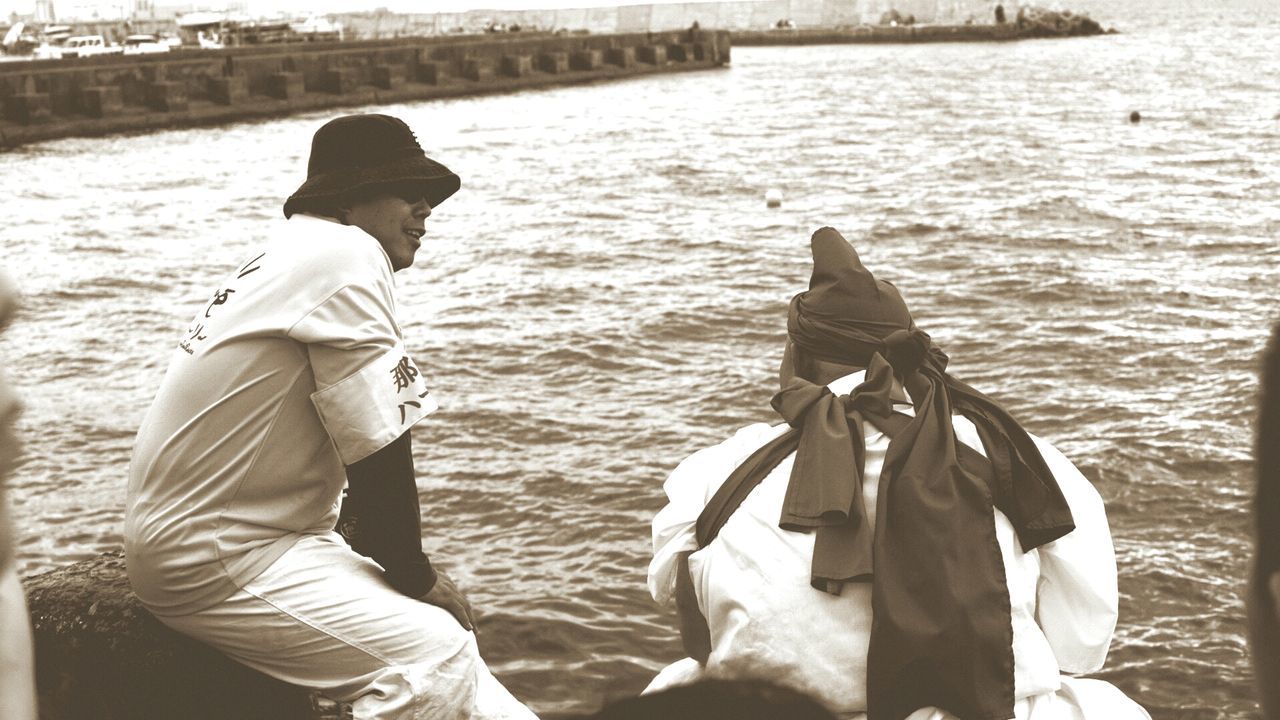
646, 371, 1150, 719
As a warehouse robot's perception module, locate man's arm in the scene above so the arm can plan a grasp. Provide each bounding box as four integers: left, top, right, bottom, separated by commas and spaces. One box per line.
344, 430, 473, 630
1247, 563, 1280, 717
344, 430, 433, 594
1032, 436, 1119, 673
1249, 321, 1280, 716
649, 423, 789, 607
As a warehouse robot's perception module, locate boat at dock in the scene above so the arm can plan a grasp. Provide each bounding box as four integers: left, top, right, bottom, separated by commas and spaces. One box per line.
176, 12, 341, 49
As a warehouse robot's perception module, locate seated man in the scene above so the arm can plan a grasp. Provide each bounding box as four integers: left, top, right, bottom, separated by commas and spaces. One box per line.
646, 227, 1149, 719
125, 114, 535, 719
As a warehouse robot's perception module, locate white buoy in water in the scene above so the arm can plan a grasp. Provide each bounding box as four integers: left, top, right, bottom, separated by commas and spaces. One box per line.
765, 189, 783, 208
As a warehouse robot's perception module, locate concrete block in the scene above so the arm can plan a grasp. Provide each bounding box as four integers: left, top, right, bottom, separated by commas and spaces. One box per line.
141, 63, 168, 83
667, 43, 694, 62
605, 47, 635, 68
79, 85, 122, 118
321, 67, 359, 95
636, 44, 667, 65
208, 76, 247, 105
461, 59, 491, 82
536, 52, 568, 74
372, 64, 405, 89
267, 71, 304, 99
14, 74, 38, 94
415, 61, 441, 85
4, 93, 51, 125
569, 49, 602, 71
500, 54, 533, 78
146, 81, 188, 112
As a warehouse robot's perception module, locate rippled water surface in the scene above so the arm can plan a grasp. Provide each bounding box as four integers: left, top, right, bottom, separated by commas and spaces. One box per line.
3, 1, 1279, 717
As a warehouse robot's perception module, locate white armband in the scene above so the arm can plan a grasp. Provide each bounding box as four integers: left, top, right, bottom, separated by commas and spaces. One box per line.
310, 342, 437, 465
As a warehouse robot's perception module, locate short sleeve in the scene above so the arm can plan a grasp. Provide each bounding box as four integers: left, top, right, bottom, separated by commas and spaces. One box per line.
290, 280, 436, 465
1032, 435, 1119, 673
648, 422, 788, 606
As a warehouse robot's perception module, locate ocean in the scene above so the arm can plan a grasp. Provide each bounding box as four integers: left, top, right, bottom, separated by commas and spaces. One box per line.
1, 0, 1277, 716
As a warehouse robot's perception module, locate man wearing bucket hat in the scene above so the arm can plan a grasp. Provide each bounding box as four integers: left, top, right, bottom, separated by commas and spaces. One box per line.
645, 227, 1149, 719
125, 114, 536, 718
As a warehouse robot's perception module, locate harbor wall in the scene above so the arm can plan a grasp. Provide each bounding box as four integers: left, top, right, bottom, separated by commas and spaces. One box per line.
334, 0, 997, 39
733, 20, 1106, 44
0, 29, 729, 149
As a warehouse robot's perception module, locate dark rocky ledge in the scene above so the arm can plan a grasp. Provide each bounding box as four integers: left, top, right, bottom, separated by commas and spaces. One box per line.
733, 9, 1113, 46
22, 551, 341, 720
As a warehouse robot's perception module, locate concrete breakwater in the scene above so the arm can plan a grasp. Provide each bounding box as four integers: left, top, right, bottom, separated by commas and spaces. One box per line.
0, 29, 729, 150
733, 21, 1110, 45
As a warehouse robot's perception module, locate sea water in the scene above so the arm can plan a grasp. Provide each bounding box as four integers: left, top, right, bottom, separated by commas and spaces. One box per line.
1, 0, 1278, 716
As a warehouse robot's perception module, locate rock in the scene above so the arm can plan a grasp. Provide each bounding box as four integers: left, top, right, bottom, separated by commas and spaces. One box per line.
23, 551, 338, 720
1015, 6, 1108, 37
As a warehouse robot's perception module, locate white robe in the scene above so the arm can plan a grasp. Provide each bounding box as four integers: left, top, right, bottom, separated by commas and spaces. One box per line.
646, 371, 1150, 720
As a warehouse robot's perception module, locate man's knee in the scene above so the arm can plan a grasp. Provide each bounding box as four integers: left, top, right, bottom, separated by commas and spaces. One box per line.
350, 632, 483, 720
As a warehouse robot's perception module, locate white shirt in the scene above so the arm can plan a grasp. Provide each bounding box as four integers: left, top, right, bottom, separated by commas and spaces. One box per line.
125, 215, 436, 616
648, 370, 1120, 715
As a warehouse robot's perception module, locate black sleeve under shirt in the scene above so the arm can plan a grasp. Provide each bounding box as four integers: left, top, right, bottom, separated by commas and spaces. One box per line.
1258, 322, 1280, 575
342, 430, 438, 597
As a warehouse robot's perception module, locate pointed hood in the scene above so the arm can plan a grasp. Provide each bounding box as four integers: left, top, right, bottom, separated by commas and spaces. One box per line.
788, 227, 914, 366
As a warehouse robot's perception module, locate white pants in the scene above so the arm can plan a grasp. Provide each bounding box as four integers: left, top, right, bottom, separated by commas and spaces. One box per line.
156, 533, 537, 720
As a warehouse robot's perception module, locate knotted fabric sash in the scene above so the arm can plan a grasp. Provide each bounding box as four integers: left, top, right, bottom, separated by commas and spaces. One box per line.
774, 300, 1074, 720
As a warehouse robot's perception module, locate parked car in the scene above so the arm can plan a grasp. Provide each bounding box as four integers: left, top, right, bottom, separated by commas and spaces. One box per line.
59, 35, 122, 58
122, 34, 170, 54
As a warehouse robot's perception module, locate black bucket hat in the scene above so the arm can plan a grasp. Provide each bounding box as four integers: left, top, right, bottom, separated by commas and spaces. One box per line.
283, 114, 461, 219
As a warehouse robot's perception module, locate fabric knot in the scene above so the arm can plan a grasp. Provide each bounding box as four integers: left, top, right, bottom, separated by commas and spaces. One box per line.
883, 328, 929, 375
772, 379, 833, 430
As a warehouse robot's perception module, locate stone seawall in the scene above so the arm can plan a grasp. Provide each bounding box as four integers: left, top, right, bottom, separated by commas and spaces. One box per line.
0, 29, 729, 150
732, 18, 1111, 45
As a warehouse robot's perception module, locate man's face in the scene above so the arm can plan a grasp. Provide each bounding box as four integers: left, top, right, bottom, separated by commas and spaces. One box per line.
344, 184, 433, 272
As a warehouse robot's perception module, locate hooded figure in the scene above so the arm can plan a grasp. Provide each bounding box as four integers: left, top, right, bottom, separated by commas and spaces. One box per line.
646, 228, 1150, 720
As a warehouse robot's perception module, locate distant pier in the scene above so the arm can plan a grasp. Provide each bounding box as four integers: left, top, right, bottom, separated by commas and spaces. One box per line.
0, 29, 729, 150
733, 16, 1111, 45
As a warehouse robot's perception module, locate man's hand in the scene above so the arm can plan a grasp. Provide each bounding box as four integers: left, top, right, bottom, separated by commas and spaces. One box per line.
418, 569, 475, 632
